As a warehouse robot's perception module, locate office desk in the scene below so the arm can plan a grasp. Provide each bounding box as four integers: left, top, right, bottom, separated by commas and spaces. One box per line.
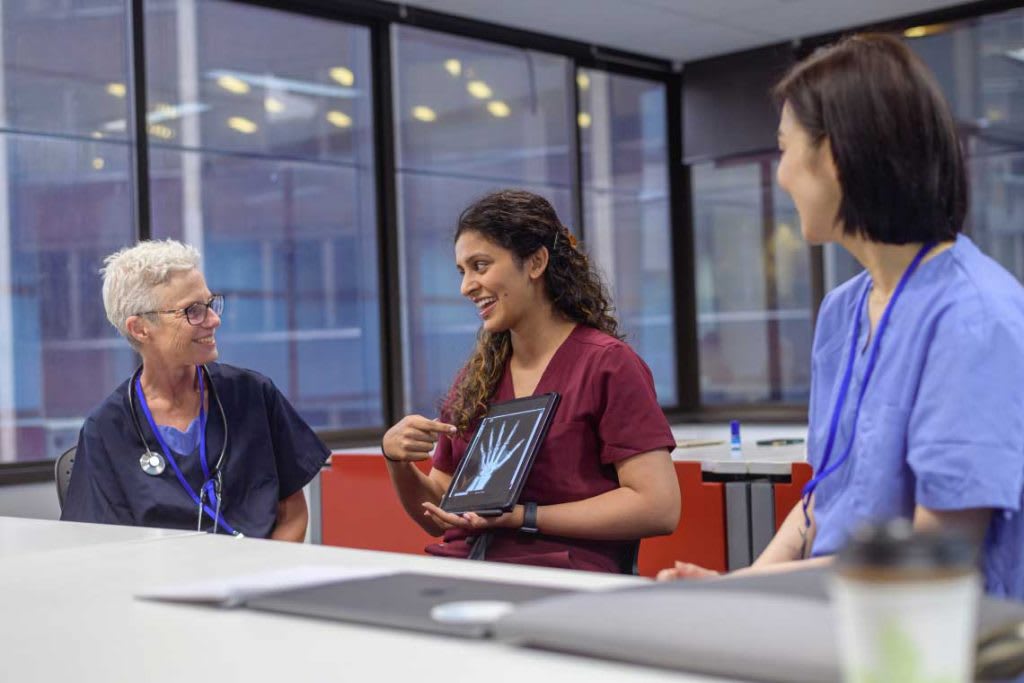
0, 525, 738, 683
672, 443, 810, 571
0, 515, 197, 559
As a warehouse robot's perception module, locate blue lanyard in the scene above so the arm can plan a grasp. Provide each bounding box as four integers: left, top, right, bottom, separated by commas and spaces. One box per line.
801, 243, 934, 528
134, 366, 237, 535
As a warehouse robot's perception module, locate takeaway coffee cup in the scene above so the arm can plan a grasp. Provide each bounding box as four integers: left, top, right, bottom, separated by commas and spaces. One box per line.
831, 519, 980, 683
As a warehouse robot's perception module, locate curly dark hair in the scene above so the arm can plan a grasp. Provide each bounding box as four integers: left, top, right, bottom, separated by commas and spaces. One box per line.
442, 189, 621, 432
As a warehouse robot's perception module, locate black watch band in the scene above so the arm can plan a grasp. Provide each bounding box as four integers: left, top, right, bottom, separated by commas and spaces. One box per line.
520, 502, 539, 534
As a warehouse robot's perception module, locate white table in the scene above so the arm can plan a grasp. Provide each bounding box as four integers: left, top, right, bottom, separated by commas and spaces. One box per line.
0, 522, 743, 683
0, 515, 197, 559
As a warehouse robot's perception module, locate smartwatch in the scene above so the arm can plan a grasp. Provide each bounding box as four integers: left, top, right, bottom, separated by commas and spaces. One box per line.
520, 502, 539, 534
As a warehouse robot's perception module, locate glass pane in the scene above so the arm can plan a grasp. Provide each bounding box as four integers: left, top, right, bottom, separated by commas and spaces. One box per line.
146, 1, 382, 430
692, 157, 813, 404
579, 69, 675, 405
145, 0, 372, 163
2, 1, 132, 140
906, 9, 1024, 282
393, 25, 574, 415
1, 134, 137, 463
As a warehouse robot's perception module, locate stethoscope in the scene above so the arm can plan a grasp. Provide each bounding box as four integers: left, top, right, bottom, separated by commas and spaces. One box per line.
128, 364, 239, 535
800, 243, 935, 547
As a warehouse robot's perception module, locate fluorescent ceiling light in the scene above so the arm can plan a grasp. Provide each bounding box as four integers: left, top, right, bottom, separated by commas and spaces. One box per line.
444, 59, 462, 77
207, 69, 360, 99
329, 67, 355, 87
466, 80, 492, 99
487, 100, 511, 118
411, 105, 437, 122
326, 110, 352, 128
227, 116, 258, 134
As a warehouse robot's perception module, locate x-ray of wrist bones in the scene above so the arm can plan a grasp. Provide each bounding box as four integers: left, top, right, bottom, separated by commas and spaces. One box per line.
466, 420, 525, 492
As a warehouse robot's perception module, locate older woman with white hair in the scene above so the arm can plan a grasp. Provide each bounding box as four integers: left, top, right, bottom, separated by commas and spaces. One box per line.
60, 239, 329, 540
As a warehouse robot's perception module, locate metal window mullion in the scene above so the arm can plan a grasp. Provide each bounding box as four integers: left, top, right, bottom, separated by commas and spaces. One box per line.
371, 21, 403, 426
128, 0, 151, 241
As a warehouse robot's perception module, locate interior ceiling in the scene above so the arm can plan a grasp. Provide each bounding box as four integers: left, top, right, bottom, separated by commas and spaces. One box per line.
400, 0, 970, 62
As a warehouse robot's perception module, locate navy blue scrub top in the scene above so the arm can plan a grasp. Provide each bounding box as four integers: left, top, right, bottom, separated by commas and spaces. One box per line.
60, 363, 330, 538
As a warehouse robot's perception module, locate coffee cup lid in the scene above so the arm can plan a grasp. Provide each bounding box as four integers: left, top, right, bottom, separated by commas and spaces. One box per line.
837, 519, 976, 572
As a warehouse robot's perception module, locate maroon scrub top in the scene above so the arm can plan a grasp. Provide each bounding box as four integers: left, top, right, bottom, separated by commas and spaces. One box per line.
429, 325, 675, 573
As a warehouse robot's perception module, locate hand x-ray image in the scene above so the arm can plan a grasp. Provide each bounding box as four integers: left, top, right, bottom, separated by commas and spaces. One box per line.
441, 393, 560, 515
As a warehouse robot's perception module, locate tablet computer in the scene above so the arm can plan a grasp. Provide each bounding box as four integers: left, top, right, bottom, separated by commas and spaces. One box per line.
439, 392, 560, 517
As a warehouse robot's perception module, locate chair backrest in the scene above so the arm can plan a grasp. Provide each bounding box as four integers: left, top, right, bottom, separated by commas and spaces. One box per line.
54, 447, 77, 510
622, 540, 641, 575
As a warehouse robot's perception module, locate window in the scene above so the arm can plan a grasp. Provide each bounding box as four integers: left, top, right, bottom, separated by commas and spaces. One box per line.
907, 9, 1024, 283
392, 26, 575, 416
0, 1, 137, 463
144, 0, 383, 430
578, 69, 676, 404
691, 156, 814, 404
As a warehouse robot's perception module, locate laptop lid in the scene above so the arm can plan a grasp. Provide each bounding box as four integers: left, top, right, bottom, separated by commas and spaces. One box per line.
246, 571, 570, 638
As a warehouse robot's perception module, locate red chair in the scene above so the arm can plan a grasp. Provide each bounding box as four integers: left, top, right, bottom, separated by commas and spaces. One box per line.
320, 454, 435, 554
773, 462, 813, 531
637, 461, 727, 577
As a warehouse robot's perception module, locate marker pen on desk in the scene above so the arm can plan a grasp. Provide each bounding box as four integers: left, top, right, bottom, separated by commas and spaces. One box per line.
729, 420, 742, 457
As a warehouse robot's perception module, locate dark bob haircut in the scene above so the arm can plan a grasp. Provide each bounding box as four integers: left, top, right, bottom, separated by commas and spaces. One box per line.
773, 33, 967, 244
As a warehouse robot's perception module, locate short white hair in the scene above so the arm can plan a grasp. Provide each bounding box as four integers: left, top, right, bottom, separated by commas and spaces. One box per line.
101, 239, 201, 348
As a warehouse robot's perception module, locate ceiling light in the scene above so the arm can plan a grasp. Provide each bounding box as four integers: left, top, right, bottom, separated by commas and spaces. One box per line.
91, 157, 105, 170
576, 72, 590, 91
227, 116, 258, 134
326, 110, 352, 128
577, 112, 592, 129
217, 75, 250, 94
208, 69, 356, 98
411, 106, 437, 122
106, 82, 126, 98
1006, 48, 1024, 64
903, 23, 946, 38
444, 59, 462, 77
264, 97, 285, 113
146, 102, 209, 123
487, 100, 510, 118
466, 80, 492, 99
148, 124, 175, 139
329, 66, 355, 87
91, 131, 104, 139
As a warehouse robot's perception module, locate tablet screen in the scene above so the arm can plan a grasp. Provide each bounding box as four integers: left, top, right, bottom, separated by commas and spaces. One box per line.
441, 393, 560, 515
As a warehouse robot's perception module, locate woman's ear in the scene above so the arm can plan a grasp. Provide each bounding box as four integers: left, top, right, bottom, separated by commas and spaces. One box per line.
527, 246, 550, 281
125, 315, 150, 346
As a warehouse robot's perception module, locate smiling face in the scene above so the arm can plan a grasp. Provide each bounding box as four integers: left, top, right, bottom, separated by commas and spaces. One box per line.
454, 230, 547, 334
776, 102, 844, 245
132, 268, 220, 368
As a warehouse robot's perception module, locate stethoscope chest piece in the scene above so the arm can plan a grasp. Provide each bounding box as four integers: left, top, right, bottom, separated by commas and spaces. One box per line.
140, 450, 166, 476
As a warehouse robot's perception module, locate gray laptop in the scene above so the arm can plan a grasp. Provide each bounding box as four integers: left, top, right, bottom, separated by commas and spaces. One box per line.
245, 571, 570, 638
494, 567, 1024, 683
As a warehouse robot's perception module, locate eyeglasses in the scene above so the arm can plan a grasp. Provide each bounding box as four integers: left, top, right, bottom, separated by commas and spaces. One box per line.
140, 294, 224, 326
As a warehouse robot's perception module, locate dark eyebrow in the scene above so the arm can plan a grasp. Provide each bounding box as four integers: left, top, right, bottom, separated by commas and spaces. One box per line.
455, 252, 491, 268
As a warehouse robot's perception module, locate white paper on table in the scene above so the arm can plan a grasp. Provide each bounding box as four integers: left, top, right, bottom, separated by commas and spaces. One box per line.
136, 565, 396, 608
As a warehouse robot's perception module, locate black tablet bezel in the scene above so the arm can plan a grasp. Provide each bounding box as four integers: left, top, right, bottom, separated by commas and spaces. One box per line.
439, 392, 561, 516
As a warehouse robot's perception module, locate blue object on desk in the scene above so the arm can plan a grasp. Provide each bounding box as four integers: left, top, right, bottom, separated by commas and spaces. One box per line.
729, 420, 742, 457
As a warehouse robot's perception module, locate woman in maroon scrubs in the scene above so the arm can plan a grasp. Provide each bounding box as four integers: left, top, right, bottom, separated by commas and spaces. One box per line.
382, 190, 680, 573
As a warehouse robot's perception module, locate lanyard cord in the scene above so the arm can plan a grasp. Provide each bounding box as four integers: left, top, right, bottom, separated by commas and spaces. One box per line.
801, 243, 935, 529
133, 367, 237, 535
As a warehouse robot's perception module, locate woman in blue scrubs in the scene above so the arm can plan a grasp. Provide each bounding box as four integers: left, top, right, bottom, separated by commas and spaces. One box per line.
661, 34, 1024, 598
60, 240, 329, 539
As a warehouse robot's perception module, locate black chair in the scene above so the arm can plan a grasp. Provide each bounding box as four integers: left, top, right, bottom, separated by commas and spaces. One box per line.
54, 446, 76, 511
622, 540, 641, 576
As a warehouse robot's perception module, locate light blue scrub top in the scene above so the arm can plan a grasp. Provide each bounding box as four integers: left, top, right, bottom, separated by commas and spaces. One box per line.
808, 235, 1024, 599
